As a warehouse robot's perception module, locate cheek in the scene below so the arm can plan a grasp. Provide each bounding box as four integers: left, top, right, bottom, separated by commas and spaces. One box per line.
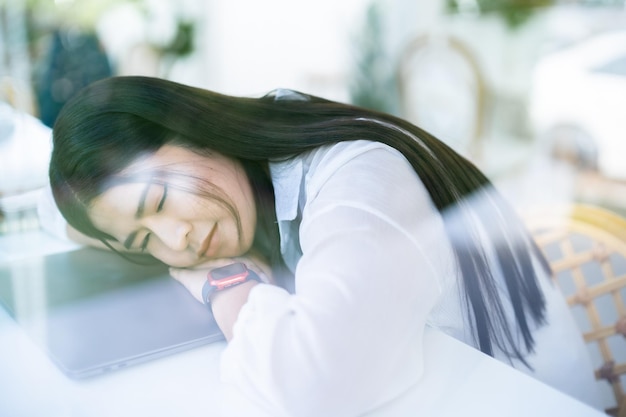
235, 182, 257, 246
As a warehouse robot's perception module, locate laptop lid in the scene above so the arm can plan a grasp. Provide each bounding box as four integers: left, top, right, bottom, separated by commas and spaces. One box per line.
0, 247, 223, 379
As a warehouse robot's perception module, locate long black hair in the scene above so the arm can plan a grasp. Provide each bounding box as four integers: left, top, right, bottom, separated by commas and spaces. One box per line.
50, 76, 547, 364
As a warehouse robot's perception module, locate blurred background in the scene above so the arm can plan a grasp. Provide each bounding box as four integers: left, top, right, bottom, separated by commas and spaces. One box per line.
1, 0, 626, 227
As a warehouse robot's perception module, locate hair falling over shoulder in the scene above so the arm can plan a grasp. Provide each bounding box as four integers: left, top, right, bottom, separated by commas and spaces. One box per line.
50, 76, 547, 364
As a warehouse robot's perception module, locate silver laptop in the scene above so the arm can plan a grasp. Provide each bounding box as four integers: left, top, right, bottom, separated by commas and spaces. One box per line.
0, 247, 223, 379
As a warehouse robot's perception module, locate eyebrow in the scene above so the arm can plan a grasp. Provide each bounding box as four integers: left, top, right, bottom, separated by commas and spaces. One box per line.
135, 182, 151, 219
122, 183, 152, 250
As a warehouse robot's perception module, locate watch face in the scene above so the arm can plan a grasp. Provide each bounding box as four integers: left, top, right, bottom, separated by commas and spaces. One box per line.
209, 262, 248, 281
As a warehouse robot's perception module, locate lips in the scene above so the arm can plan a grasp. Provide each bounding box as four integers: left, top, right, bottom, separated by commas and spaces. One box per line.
197, 223, 217, 257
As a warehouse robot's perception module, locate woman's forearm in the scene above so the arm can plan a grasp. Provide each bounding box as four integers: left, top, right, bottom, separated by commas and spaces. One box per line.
210, 280, 259, 341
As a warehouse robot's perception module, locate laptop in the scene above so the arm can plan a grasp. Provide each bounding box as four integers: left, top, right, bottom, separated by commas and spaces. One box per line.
0, 247, 224, 379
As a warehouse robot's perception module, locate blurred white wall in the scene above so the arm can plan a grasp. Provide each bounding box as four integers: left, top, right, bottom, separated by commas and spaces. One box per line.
197, 0, 447, 101
190, 0, 371, 100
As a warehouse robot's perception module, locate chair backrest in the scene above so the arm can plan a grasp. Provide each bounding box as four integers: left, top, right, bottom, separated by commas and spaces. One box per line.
523, 204, 626, 417
396, 33, 487, 161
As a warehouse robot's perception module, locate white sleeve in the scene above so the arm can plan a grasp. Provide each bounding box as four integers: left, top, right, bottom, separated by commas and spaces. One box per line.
219, 146, 445, 417
36, 184, 70, 240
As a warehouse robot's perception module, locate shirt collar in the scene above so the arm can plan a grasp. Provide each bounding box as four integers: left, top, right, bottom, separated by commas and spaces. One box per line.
269, 157, 303, 222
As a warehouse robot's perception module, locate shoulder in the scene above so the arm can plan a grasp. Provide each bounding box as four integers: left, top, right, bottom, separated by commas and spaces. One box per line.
303, 140, 412, 192
269, 139, 428, 212
307, 139, 403, 168
304, 140, 418, 201
297, 140, 437, 234
268, 139, 437, 233
268, 140, 414, 214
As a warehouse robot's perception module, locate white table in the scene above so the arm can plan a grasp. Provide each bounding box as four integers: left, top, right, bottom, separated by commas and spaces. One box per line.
0, 230, 607, 417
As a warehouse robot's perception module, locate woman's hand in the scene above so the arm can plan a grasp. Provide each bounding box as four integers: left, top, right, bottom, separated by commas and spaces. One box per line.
169, 254, 273, 303
169, 254, 274, 341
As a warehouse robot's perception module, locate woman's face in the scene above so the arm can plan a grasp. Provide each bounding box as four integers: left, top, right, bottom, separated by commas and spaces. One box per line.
88, 145, 257, 268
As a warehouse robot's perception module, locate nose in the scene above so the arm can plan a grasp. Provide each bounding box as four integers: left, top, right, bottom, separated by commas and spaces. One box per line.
144, 217, 192, 251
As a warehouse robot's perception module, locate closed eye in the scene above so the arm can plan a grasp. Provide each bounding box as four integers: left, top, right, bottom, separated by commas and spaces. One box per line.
157, 184, 168, 212
124, 182, 166, 252
140, 232, 151, 252
139, 185, 166, 252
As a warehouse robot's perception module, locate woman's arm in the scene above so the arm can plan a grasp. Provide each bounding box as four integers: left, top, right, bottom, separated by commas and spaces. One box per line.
170, 253, 275, 341
205, 280, 258, 341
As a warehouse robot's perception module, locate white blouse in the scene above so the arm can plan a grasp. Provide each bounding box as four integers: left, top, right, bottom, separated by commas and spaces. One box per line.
220, 140, 603, 416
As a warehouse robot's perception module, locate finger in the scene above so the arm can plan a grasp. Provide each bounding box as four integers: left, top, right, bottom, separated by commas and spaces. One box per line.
188, 258, 238, 270
179, 258, 268, 282
169, 268, 206, 303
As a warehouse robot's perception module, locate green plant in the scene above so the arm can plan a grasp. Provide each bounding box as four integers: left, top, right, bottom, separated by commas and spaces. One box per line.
445, 0, 554, 29
349, 1, 398, 114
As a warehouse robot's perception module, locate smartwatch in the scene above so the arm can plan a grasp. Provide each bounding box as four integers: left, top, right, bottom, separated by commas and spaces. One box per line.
202, 262, 261, 304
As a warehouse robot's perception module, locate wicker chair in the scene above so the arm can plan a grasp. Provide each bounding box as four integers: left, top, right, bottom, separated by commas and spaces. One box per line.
523, 204, 626, 417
